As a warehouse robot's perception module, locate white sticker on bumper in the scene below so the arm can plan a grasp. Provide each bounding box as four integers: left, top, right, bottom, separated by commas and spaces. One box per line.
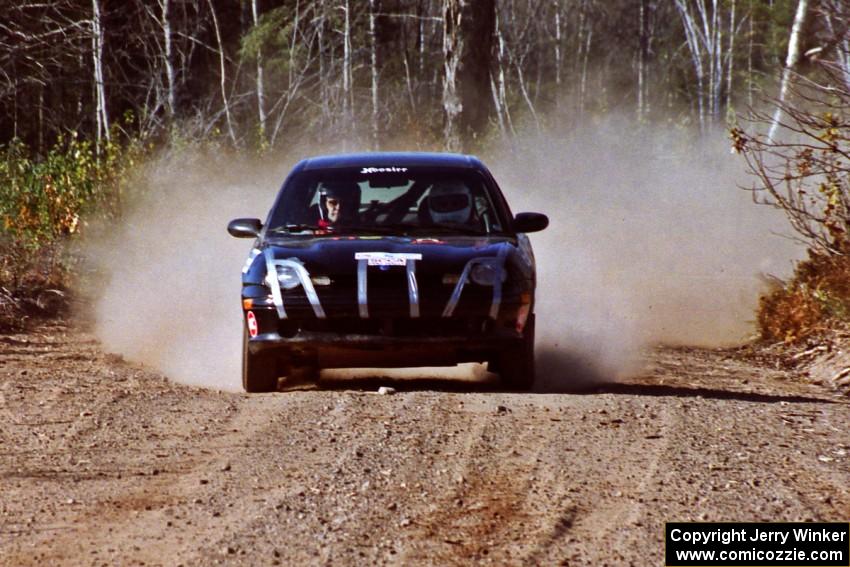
354, 252, 422, 266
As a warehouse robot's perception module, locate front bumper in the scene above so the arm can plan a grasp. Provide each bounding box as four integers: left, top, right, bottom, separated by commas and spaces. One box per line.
246, 323, 525, 368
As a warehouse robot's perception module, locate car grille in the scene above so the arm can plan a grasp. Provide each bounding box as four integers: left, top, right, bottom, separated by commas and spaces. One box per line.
279, 272, 494, 319
281, 316, 495, 338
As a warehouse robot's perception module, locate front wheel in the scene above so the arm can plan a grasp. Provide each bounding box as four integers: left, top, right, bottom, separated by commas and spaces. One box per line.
242, 328, 278, 393
497, 314, 536, 391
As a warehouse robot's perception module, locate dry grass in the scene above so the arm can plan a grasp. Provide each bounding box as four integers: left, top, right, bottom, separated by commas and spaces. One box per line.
758, 250, 850, 343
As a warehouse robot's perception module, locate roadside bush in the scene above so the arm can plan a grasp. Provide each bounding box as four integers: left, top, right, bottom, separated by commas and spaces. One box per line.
0, 133, 143, 322
757, 251, 850, 342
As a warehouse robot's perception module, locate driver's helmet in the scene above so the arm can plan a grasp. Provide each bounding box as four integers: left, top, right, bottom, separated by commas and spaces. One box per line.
319, 181, 361, 224
427, 181, 473, 225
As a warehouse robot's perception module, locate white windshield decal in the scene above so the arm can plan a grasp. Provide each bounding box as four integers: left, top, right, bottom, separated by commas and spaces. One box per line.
360, 167, 408, 174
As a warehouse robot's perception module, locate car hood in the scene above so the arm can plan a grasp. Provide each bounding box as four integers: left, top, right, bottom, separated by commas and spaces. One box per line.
262, 235, 516, 275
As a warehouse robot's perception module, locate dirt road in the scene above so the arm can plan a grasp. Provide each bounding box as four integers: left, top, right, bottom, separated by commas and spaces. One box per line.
1, 322, 848, 566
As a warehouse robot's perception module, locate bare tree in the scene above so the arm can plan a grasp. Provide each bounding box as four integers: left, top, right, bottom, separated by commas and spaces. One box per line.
251, 0, 267, 143
442, 0, 462, 151
458, 0, 494, 147
342, 0, 354, 139
160, 0, 176, 122
0, 2, 91, 147
91, 0, 109, 146
768, 0, 809, 141
637, 0, 651, 120
819, 0, 850, 90
734, 81, 850, 255
491, 8, 513, 139
1, 0, 839, 154
554, 0, 562, 96
725, 0, 736, 112
675, 0, 730, 130
575, 0, 593, 118
206, 0, 237, 146
369, 0, 379, 149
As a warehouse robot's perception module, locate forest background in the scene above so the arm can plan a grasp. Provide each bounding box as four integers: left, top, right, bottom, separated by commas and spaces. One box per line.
1, 0, 849, 342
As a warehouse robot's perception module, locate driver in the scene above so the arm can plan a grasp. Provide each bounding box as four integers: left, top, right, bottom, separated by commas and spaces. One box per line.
317, 182, 360, 228
426, 181, 475, 226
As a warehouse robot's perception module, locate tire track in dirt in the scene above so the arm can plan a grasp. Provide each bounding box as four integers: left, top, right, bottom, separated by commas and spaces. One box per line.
531, 395, 675, 566
399, 403, 539, 565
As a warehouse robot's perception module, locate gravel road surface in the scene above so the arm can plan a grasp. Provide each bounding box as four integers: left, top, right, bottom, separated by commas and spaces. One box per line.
1, 323, 847, 566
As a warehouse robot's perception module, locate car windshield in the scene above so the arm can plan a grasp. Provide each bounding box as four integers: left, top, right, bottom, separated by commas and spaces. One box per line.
266, 168, 506, 236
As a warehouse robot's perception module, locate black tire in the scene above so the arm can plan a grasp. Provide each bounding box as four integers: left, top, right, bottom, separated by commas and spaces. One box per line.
498, 314, 536, 391
242, 328, 278, 393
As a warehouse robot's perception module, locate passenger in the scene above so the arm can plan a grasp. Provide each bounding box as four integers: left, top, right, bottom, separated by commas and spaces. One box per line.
425, 181, 477, 226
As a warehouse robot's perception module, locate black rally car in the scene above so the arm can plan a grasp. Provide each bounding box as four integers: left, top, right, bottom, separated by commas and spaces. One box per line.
228, 153, 548, 392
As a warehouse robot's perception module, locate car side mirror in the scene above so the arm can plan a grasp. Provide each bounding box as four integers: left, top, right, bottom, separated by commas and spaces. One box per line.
513, 212, 549, 233
227, 218, 263, 238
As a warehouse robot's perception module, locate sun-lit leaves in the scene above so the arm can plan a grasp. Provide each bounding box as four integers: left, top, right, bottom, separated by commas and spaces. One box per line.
0, 134, 144, 289
758, 252, 850, 342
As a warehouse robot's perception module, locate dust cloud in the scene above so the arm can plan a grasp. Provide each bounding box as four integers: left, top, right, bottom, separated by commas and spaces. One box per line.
84, 150, 288, 391
83, 121, 799, 392
488, 118, 800, 387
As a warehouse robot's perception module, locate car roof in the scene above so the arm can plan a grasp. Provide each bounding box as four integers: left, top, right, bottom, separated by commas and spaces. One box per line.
297, 152, 486, 172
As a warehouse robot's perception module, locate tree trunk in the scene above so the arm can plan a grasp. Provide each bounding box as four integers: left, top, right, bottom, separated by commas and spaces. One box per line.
418, 0, 426, 84
494, 9, 514, 137
318, 0, 328, 126
516, 59, 541, 133
369, 0, 379, 149
91, 0, 110, 148
458, 0, 494, 148
747, 0, 754, 107
637, 0, 649, 120
579, 27, 592, 118
343, 0, 353, 139
442, 0, 462, 151
820, 1, 850, 91
675, 0, 707, 131
161, 0, 176, 123
768, 0, 809, 141
37, 84, 43, 153
710, 0, 721, 120
251, 0, 266, 144
207, 0, 237, 146
554, 0, 562, 110
726, 0, 736, 112
575, 0, 587, 113
440, 0, 494, 151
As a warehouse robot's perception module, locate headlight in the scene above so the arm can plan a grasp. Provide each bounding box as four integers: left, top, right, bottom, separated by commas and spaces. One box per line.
267, 265, 301, 290
470, 263, 505, 286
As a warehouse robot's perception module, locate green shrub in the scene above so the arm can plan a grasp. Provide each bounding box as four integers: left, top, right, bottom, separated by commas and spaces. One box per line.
0, 133, 143, 290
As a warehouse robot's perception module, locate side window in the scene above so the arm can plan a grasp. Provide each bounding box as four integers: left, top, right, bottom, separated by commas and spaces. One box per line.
268, 179, 317, 228
307, 184, 321, 207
